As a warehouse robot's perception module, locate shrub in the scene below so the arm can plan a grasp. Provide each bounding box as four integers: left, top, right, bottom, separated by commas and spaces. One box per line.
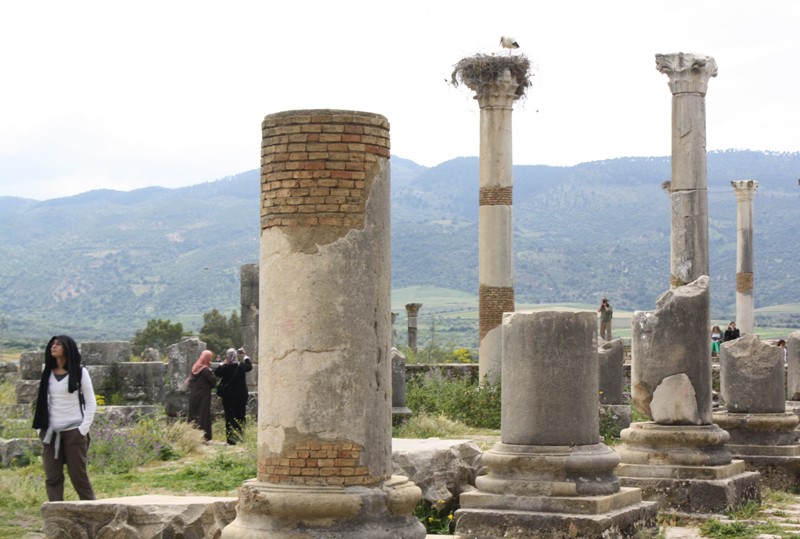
89, 414, 205, 474
406, 371, 500, 429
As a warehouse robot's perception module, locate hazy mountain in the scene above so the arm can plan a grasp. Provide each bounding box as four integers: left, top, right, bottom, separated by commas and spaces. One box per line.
1, 150, 798, 345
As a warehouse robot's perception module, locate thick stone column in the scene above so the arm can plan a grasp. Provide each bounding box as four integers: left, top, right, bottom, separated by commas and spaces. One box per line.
714, 334, 800, 491
656, 52, 717, 288
221, 110, 423, 538
240, 263, 259, 389
404, 303, 422, 353
616, 54, 760, 513
731, 180, 758, 334
456, 312, 657, 538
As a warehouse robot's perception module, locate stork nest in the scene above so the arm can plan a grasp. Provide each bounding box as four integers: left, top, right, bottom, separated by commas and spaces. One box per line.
450, 54, 533, 98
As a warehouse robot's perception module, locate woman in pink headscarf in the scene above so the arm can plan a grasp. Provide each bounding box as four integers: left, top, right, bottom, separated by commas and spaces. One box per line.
187, 350, 216, 442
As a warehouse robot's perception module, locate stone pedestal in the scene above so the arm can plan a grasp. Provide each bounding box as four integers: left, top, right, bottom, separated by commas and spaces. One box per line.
619, 277, 760, 512
616, 423, 760, 513
221, 110, 423, 538
599, 339, 630, 435
456, 312, 657, 538
714, 333, 800, 490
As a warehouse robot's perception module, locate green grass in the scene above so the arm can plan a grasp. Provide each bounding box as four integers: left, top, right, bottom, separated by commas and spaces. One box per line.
0, 418, 256, 538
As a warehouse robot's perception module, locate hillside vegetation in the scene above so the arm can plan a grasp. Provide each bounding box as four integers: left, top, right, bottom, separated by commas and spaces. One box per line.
1, 150, 798, 348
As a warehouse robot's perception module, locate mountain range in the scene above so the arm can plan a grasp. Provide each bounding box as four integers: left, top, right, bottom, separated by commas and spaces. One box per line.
1, 150, 798, 346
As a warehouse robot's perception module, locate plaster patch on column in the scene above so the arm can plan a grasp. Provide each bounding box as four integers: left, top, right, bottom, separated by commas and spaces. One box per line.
650, 373, 701, 425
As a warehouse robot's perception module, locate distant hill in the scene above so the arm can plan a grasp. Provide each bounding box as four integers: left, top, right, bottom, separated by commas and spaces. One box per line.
1, 150, 798, 346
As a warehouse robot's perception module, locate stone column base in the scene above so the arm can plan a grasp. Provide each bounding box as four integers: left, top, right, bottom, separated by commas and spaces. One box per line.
615, 462, 760, 514
220, 475, 425, 538
455, 488, 658, 539
392, 406, 413, 426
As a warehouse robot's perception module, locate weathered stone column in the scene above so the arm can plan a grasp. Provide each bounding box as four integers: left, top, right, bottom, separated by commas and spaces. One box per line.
714, 334, 800, 491
656, 52, 717, 288
598, 338, 631, 434
452, 55, 530, 382
221, 110, 423, 538
617, 54, 760, 513
240, 263, 259, 389
404, 303, 422, 353
456, 312, 657, 538
731, 180, 758, 334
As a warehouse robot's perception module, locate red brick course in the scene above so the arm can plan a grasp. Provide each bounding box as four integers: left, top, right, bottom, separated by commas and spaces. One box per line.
479, 186, 513, 206
259, 440, 379, 487
479, 285, 514, 340
261, 111, 390, 230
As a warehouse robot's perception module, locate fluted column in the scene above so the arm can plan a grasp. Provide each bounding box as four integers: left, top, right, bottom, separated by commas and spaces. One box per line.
732, 180, 758, 334
656, 52, 717, 288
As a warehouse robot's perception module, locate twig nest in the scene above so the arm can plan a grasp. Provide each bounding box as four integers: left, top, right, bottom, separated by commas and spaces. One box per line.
450, 54, 532, 98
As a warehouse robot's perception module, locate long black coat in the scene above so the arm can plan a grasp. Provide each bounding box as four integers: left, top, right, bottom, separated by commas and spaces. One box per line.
214, 357, 252, 404
188, 367, 216, 441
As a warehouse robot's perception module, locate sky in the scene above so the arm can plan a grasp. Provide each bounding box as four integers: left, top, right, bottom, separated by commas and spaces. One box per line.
1, 0, 798, 200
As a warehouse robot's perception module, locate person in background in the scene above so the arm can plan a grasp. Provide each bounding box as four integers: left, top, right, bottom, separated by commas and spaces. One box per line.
710, 325, 723, 357
597, 298, 613, 341
777, 339, 788, 365
187, 350, 216, 443
215, 347, 253, 445
724, 321, 741, 342
32, 335, 96, 501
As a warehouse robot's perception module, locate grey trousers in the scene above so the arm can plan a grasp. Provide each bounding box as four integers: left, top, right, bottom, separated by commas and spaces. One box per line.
600, 319, 612, 341
42, 428, 95, 501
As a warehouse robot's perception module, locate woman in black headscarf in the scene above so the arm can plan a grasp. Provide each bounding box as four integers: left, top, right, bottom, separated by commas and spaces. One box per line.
32, 335, 97, 501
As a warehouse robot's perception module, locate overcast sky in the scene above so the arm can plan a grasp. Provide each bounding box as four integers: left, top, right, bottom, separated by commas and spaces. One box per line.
1, 0, 798, 200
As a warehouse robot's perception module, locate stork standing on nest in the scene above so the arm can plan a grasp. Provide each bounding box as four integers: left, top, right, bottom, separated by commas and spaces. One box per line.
500, 35, 519, 54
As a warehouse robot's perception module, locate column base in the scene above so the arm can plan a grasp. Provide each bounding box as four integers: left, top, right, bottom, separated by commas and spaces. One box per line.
220, 475, 425, 539
615, 462, 760, 513
455, 488, 658, 539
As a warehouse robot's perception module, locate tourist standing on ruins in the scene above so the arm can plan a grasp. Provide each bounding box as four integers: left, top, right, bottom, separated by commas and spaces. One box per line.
187, 350, 216, 442
724, 321, 741, 342
32, 335, 96, 501
215, 347, 252, 445
778, 339, 788, 365
597, 298, 613, 341
711, 325, 723, 357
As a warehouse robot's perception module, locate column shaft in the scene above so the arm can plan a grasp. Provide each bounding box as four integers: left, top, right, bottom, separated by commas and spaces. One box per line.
732, 180, 758, 334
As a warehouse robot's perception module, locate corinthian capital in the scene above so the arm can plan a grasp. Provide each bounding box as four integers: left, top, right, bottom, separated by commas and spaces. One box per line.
656, 52, 718, 95
731, 179, 759, 201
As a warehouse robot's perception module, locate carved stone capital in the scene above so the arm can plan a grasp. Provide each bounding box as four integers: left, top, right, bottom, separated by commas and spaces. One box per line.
731, 179, 759, 201
468, 69, 522, 108
656, 52, 718, 95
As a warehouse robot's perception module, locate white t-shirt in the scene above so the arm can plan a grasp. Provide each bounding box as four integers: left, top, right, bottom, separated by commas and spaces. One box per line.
47, 367, 96, 435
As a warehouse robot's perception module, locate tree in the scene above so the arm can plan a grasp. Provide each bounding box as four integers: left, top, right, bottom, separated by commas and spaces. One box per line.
199, 309, 242, 355
131, 319, 185, 356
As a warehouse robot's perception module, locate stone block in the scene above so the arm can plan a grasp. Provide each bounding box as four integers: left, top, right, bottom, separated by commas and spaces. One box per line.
81, 341, 132, 365
19, 351, 44, 380
41, 495, 236, 539
0, 438, 40, 468
15, 379, 39, 405
391, 438, 482, 508
720, 333, 784, 413
85, 365, 115, 392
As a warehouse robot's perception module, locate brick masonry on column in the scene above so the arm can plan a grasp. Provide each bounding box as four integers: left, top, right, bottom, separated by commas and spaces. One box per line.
479, 186, 512, 205
260, 111, 390, 230
479, 285, 514, 340
260, 441, 375, 487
